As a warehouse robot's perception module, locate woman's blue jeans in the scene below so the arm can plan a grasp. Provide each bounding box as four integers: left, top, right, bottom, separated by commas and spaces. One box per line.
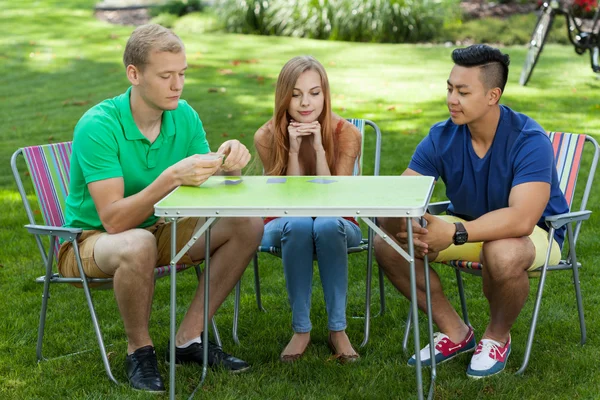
260, 217, 362, 332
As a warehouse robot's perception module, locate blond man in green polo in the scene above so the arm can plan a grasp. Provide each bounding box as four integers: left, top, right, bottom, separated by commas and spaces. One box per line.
58, 24, 264, 392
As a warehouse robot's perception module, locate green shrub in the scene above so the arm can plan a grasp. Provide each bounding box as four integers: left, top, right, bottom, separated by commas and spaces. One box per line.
438, 12, 571, 46
150, 0, 204, 17
215, 0, 461, 43
150, 12, 179, 28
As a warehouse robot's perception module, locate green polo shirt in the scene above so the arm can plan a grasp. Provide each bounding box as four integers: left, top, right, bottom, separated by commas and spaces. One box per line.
64, 87, 210, 231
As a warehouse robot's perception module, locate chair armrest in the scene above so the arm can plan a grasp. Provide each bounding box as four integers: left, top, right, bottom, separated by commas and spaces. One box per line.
25, 224, 83, 241
428, 201, 450, 215
544, 210, 592, 229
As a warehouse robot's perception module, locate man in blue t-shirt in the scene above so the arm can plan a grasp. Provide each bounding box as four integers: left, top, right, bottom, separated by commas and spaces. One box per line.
58, 24, 264, 392
374, 44, 568, 379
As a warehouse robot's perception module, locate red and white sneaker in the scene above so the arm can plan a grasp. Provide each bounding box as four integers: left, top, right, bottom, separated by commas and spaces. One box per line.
407, 326, 475, 367
466, 335, 511, 379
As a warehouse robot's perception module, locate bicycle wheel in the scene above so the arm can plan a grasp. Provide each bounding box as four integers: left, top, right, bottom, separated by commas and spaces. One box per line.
520, 7, 555, 86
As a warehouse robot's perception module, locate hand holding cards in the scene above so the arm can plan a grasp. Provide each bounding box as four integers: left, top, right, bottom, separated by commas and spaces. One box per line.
169, 153, 224, 187
198, 153, 225, 162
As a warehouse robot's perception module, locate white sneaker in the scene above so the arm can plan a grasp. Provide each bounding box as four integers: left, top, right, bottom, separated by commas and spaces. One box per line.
466, 336, 511, 379
407, 326, 475, 367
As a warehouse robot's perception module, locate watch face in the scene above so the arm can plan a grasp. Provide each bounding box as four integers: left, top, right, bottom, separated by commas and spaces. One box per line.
453, 222, 468, 245
455, 231, 468, 244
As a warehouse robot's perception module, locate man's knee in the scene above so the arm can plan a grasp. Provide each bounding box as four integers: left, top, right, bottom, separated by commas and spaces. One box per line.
100, 229, 158, 275
482, 238, 534, 279
235, 217, 264, 244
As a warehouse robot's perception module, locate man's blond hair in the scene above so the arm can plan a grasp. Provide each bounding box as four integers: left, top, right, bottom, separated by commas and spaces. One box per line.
123, 24, 184, 70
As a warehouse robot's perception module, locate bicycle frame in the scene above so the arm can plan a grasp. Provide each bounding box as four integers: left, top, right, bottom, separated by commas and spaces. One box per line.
545, 0, 600, 72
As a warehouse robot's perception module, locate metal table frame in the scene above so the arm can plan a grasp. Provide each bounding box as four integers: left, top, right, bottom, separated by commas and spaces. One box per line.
155, 175, 437, 400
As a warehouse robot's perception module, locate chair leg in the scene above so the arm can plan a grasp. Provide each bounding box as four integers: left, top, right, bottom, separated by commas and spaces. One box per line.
211, 317, 222, 348
195, 265, 224, 347
360, 242, 374, 348
516, 271, 548, 375
455, 269, 470, 326
566, 225, 586, 346
36, 264, 54, 361
378, 267, 386, 316
572, 262, 586, 345
402, 307, 412, 353
79, 275, 118, 384
232, 280, 241, 345
253, 253, 265, 312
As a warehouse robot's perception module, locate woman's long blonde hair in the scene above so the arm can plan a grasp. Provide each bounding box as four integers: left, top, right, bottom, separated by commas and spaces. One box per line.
265, 56, 337, 175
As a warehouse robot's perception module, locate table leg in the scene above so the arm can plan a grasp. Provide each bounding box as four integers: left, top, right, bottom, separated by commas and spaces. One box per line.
188, 223, 211, 399
167, 217, 218, 400
423, 252, 436, 400
169, 218, 177, 400
362, 217, 435, 400
405, 221, 424, 400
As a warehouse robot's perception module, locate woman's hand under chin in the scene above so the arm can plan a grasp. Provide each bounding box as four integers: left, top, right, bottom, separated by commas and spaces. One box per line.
288, 120, 324, 153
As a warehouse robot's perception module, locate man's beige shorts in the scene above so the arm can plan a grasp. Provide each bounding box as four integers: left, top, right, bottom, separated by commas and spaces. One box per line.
433, 215, 561, 270
57, 217, 201, 278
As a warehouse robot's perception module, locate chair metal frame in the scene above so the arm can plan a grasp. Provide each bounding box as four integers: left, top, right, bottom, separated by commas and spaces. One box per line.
11, 142, 221, 385
401, 132, 599, 375
232, 119, 385, 347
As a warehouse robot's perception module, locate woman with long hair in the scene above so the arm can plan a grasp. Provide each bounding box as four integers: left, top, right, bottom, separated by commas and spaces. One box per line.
254, 56, 362, 363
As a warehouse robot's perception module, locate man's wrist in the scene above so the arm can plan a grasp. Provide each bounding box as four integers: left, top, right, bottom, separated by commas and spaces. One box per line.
164, 166, 180, 188
452, 221, 468, 245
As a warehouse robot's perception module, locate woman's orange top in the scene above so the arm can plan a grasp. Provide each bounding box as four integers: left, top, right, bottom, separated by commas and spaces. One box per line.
264, 118, 359, 227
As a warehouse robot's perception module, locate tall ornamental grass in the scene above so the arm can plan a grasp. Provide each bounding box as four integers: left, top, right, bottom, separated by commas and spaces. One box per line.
215, 0, 461, 43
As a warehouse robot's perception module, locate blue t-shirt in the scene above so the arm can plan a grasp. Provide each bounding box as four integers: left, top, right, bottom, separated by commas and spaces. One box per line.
409, 105, 568, 247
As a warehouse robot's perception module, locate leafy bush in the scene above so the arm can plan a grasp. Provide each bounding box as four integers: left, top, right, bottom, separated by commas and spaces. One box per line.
150, 12, 180, 28
215, 0, 461, 43
439, 11, 571, 46
150, 0, 204, 17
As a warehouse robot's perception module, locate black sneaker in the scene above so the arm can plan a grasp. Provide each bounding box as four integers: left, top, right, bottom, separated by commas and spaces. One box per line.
125, 345, 166, 393
166, 340, 250, 373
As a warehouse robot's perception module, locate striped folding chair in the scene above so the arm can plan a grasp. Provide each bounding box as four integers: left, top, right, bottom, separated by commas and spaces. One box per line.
402, 131, 599, 375
232, 119, 385, 347
10, 141, 221, 384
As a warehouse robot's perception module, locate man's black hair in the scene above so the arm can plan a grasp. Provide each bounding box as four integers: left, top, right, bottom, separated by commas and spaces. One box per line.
451, 44, 510, 93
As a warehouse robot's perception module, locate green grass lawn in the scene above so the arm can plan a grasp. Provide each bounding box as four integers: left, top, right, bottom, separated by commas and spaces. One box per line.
2, 1, 600, 399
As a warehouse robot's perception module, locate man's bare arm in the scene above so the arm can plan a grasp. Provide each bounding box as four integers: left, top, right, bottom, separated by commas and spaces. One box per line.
89, 155, 222, 234
463, 181, 550, 242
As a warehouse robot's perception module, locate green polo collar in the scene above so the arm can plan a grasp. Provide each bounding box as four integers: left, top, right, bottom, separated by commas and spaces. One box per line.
118, 87, 176, 142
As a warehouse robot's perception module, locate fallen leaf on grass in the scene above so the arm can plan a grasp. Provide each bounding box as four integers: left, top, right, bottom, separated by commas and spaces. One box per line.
218, 69, 234, 75
62, 99, 90, 106
231, 59, 259, 66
